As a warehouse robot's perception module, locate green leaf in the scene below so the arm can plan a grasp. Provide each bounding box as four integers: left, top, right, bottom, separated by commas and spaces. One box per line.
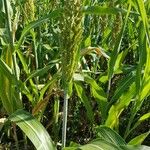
64, 139, 150, 150
17, 9, 62, 48
128, 131, 150, 145
79, 139, 120, 150
84, 36, 91, 47
16, 49, 29, 74
139, 112, 150, 122
105, 83, 136, 128
39, 73, 60, 101
25, 64, 54, 82
140, 77, 150, 100
82, 6, 138, 15
0, 58, 22, 113
96, 126, 126, 145
79, 139, 150, 150
0, 58, 13, 80
127, 112, 150, 137
84, 75, 107, 121
74, 81, 94, 123
110, 74, 135, 105
64, 126, 150, 150
84, 75, 107, 101
8, 109, 56, 150
108, 2, 131, 80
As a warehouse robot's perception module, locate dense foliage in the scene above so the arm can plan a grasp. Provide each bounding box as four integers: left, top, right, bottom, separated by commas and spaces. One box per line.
0, 0, 150, 149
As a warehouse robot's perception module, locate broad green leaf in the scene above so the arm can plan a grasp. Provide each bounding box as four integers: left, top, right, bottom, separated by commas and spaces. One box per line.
84, 75, 107, 121
9, 110, 56, 150
74, 81, 94, 123
64, 141, 150, 150
63, 126, 150, 150
79, 139, 150, 150
115, 83, 136, 110
96, 126, 126, 145
128, 131, 150, 145
105, 83, 136, 128
84, 75, 107, 100
79, 139, 120, 150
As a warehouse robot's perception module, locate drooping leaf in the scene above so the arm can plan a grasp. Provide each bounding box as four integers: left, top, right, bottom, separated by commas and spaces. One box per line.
8, 109, 56, 150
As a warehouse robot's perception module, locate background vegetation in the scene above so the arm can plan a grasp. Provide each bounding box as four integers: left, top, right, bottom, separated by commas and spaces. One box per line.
0, 0, 150, 149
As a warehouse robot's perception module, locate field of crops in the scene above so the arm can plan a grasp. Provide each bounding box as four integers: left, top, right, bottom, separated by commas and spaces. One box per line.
0, 0, 150, 150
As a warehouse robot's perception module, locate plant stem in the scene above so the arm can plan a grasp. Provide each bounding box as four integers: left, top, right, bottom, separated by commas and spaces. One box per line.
62, 88, 68, 148
107, 79, 111, 98
12, 124, 19, 150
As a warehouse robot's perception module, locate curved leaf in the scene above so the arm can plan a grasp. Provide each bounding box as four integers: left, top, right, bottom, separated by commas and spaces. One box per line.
79, 139, 120, 150
8, 110, 56, 150
96, 126, 126, 145
64, 138, 150, 150
128, 131, 150, 145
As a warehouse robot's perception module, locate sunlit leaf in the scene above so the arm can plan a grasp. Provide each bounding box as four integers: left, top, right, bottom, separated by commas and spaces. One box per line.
128, 131, 150, 145
9, 110, 56, 150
